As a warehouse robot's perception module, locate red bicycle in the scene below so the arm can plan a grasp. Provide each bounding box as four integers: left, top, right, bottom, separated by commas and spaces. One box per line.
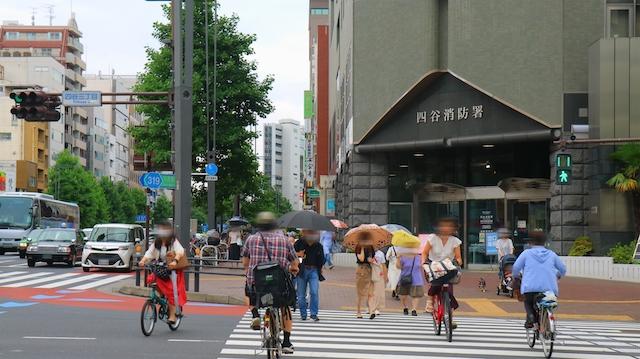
431, 283, 454, 342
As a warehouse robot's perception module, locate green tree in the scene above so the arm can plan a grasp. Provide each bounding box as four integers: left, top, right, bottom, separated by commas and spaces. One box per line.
132, 1, 273, 219
242, 176, 293, 220
607, 144, 640, 236
47, 150, 108, 228
153, 195, 173, 223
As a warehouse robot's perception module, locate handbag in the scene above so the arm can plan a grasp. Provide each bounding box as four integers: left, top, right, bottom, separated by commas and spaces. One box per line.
168, 240, 190, 270
423, 258, 458, 285
399, 257, 416, 287
152, 264, 171, 280
371, 263, 383, 283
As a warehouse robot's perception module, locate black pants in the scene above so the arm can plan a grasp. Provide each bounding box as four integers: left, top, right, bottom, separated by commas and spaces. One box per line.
524, 292, 543, 323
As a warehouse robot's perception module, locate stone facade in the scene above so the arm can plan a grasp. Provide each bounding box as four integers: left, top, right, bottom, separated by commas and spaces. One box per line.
548, 143, 590, 254
336, 152, 388, 226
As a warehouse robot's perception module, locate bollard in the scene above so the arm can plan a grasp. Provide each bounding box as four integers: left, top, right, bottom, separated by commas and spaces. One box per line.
185, 271, 190, 291
194, 257, 200, 293
135, 253, 141, 286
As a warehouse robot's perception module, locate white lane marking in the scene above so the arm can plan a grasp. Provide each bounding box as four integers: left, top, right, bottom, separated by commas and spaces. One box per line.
167, 339, 224, 343
7, 263, 28, 267
223, 341, 633, 359
35, 273, 107, 288
0, 272, 53, 285
67, 274, 131, 290
3, 273, 81, 288
0, 271, 27, 278
23, 336, 96, 340
0, 260, 17, 264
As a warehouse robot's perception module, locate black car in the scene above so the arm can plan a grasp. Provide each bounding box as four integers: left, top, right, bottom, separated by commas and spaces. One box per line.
26, 228, 84, 267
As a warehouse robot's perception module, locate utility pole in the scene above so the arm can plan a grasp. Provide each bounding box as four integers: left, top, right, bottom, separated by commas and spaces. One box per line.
173, 0, 194, 248
206, 1, 218, 231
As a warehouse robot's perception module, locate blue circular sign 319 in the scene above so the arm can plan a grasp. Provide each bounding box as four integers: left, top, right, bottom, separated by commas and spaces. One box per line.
144, 172, 162, 190
205, 163, 218, 176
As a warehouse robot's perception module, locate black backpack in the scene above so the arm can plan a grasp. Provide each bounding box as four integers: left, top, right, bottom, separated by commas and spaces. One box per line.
253, 233, 296, 308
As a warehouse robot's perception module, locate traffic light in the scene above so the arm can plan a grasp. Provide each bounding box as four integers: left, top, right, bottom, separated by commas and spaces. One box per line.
556, 153, 572, 185
10, 91, 61, 122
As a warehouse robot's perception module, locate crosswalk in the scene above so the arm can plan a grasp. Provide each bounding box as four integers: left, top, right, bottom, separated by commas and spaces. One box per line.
218, 310, 640, 359
0, 271, 131, 290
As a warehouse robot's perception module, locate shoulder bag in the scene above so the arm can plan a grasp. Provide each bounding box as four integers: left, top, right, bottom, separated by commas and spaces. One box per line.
399, 257, 415, 287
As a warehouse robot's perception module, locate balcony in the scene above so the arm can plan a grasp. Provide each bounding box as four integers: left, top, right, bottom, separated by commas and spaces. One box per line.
64, 53, 87, 70
77, 75, 87, 87
65, 68, 78, 83
66, 37, 84, 52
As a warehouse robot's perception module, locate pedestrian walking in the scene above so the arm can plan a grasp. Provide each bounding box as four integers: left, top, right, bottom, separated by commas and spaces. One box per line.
396, 253, 424, 316
295, 229, 326, 321
228, 226, 243, 260
369, 249, 387, 318
320, 230, 335, 269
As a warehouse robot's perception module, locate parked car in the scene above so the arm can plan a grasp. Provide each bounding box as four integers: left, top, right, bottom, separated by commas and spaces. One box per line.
19, 228, 45, 259
26, 228, 84, 267
82, 224, 145, 272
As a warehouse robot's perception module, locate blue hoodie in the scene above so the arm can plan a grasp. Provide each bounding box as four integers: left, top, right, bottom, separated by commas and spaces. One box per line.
512, 246, 567, 296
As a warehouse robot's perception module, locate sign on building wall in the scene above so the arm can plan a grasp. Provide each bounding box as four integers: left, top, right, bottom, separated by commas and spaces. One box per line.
0, 162, 17, 192
304, 132, 315, 181
416, 105, 484, 124
304, 90, 314, 119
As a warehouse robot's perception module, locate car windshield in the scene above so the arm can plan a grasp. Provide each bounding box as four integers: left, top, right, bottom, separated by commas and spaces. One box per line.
0, 197, 33, 229
26, 229, 45, 242
39, 230, 75, 242
89, 227, 131, 243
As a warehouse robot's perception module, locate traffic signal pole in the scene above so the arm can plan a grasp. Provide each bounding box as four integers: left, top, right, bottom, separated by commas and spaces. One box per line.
172, 0, 194, 249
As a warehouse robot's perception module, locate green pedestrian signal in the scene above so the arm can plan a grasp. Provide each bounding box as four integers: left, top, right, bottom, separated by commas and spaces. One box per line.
557, 169, 571, 185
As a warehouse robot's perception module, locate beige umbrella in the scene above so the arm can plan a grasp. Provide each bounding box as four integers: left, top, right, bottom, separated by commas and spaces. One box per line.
343, 224, 392, 251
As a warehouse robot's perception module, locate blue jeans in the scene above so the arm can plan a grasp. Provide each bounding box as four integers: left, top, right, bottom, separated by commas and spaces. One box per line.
296, 267, 320, 318
324, 252, 333, 267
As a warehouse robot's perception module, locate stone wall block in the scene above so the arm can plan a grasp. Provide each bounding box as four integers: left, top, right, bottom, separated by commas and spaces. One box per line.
352, 162, 370, 176
370, 189, 388, 202
352, 189, 370, 202
550, 195, 583, 211
352, 176, 370, 189
370, 202, 388, 215
370, 175, 387, 189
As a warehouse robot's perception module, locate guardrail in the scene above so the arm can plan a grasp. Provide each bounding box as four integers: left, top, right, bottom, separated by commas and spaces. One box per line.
134, 255, 245, 293
559, 256, 640, 283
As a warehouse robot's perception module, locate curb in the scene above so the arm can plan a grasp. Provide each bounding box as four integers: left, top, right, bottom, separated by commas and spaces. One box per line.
116, 286, 245, 305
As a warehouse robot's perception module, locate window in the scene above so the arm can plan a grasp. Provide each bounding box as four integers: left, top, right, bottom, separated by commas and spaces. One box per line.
0, 133, 11, 141
310, 8, 329, 15
607, 2, 637, 37
26, 32, 36, 40
5, 32, 18, 40
48, 32, 62, 40
41, 48, 53, 56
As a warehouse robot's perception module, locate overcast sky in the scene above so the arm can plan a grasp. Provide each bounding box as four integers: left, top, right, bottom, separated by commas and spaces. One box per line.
2, 0, 309, 157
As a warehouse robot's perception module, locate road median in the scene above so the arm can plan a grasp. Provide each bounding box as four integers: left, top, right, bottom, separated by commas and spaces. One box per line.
116, 285, 245, 305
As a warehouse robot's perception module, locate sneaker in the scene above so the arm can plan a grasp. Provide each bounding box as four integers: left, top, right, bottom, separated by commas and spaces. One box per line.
411, 310, 418, 317
300, 316, 307, 321
250, 317, 261, 331
282, 342, 294, 354
524, 321, 534, 329
374, 310, 380, 316
329, 265, 335, 270
403, 308, 409, 315
310, 315, 319, 322
369, 313, 376, 320
451, 321, 458, 330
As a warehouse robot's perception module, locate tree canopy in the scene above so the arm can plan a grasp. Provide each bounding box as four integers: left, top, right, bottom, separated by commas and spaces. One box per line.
132, 0, 273, 218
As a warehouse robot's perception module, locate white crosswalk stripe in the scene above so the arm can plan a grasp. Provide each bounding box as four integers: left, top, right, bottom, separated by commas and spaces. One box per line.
218, 310, 640, 359
0, 270, 131, 290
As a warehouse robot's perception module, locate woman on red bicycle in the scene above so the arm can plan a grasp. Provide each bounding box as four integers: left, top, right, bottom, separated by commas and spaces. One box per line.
422, 217, 463, 314
138, 222, 187, 324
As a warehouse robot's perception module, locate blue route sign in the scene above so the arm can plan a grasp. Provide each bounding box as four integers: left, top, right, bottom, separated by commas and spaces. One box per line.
139, 172, 176, 189
205, 163, 218, 176
135, 214, 147, 223
62, 91, 101, 107
143, 172, 162, 190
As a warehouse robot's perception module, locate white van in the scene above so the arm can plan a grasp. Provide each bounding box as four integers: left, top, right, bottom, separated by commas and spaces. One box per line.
81, 224, 144, 272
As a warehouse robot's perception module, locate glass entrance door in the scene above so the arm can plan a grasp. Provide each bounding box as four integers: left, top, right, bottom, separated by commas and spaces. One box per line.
417, 201, 463, 235
466, 199, 505, 265
508, 200, 549, 255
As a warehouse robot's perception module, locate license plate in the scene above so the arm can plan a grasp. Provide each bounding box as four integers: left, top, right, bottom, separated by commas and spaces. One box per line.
42, 254, 52, 260
98, 259, 110, 265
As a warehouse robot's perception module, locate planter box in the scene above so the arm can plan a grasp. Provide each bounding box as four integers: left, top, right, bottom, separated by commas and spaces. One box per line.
560, 256, 640, 283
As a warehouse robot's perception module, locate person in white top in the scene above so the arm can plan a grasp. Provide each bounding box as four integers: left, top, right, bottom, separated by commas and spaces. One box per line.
422, 217, 463, 313
496, 228, 514, 261
138, 222, 187, 324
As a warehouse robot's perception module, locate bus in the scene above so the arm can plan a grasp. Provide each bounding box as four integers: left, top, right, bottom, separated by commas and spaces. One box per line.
0, 192, 80, 255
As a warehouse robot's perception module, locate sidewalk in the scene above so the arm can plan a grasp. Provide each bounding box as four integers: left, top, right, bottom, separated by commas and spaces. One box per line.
113, 266, 640, 321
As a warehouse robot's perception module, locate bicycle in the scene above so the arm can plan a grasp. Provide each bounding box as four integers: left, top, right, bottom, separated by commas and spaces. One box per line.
260, 305, 284, 359
525, 292, 557, 359
431, 283, 454, 342
140, 264, 183, 336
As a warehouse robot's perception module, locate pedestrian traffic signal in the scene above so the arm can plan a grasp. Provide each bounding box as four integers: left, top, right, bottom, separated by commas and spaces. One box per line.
556, 169, 571, 185
556, 153, 572, 185
9, 91, 61, 122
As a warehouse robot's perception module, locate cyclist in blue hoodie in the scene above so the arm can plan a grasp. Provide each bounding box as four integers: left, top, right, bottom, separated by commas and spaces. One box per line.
512, 233, 566, 328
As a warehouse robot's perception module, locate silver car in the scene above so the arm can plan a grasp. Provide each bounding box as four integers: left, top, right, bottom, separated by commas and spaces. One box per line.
26, 228, 84, 267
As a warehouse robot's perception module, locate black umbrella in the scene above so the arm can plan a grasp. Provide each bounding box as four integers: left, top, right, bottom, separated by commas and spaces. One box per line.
277, 210, 335, 231
227, 216, 249, 227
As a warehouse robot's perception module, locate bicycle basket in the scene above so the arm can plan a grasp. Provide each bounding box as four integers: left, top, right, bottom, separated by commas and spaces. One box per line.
151, 264, 171, 280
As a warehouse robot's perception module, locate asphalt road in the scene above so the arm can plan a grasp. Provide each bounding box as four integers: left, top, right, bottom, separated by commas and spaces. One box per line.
0, 293, 241, 359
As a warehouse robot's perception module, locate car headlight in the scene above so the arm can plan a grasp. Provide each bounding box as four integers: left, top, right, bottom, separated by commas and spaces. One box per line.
118, 245, 131, 251
84, 244, 92, 250
19, 242, 28, 248
57, 246, 71, 253
27, 246, 38, 252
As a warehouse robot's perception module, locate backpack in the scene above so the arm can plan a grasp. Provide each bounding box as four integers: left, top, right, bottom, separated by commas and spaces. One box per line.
253, 233, 296, 308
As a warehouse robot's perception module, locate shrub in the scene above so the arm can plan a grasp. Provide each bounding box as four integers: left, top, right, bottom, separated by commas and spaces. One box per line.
568, 236, 593, 256
607, 240, 638, 264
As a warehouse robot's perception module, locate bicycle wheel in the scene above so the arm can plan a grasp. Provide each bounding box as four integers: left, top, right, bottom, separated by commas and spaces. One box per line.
540, 309, 555, 359
200, 245, 217, 266
168, 307, 183, 331
443, 291, 453, 342
267, 308, 282, 359
431, 295, 442, 335
140, 300, 157, 336
526, 326, 536, 348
